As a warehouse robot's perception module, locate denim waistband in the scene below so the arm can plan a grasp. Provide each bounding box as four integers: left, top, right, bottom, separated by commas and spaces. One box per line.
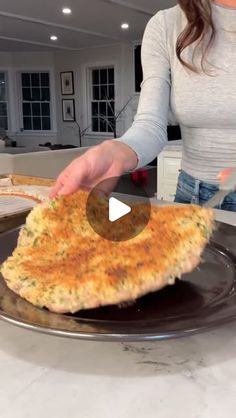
178, 170, 219, 205
176, 170, 236, 211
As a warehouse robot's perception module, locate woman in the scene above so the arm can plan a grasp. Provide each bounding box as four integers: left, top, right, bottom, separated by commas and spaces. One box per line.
50, 0, 236, 211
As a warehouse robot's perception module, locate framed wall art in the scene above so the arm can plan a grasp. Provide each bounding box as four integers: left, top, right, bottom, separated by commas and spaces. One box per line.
62, 99, 75, 122
60, 71, 74, 95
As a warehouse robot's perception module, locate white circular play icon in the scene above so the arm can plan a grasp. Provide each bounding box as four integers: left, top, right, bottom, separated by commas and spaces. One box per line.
109, 197, 131, 223
86, 176, 151, 241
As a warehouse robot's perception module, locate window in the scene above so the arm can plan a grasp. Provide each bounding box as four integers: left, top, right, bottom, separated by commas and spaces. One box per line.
134, 45, 143, 93
0, 72, 8, 131
90, 67, 115, 133
21, 72, 51, 131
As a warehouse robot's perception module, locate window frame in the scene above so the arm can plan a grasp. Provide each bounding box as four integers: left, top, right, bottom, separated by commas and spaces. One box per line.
17, 69, 56, 135
86, 65, 116, 137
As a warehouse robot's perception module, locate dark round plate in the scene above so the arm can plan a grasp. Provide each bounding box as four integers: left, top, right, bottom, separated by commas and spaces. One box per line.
0, 223, 236, 341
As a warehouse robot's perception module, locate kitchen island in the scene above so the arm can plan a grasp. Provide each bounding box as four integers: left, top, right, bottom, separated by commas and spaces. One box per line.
0, 206, 235, 418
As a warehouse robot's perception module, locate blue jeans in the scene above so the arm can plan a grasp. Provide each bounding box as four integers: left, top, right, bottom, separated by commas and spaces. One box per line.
174, 171, 236, 212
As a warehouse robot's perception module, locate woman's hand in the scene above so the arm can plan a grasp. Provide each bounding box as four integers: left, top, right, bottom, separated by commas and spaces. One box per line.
49, 140, 138, 198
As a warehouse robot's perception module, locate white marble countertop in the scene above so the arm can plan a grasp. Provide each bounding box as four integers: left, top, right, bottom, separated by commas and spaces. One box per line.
0, 208, 236, 418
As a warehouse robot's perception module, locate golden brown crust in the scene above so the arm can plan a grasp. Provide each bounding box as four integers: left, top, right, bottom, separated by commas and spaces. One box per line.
9, 174, 54, 187
1, 191, 214, 313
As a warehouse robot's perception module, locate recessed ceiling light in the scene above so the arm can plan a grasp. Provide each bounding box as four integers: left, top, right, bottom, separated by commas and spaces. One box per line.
50, 35, 58, 41
62, 7, 72, 14
121, 23, 129, 30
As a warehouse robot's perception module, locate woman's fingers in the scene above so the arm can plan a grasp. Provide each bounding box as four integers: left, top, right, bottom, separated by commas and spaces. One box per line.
49, 180, 63, 199
57, 175, 83, 196
49, 141, 138, 199
49, 158, 88, 198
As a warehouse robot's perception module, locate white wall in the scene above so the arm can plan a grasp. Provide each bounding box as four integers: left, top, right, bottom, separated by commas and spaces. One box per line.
54, 43, 139, 147
1, 44, 139, 148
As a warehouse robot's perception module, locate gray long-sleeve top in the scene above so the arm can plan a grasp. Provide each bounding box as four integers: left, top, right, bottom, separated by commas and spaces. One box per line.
118, 3, 236, 183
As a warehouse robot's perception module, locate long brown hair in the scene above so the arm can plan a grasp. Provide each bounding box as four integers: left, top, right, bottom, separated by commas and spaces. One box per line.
177, 0, 216, 72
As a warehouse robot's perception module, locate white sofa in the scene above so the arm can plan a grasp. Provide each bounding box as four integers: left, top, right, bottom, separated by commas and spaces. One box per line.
0, 147, 89, 179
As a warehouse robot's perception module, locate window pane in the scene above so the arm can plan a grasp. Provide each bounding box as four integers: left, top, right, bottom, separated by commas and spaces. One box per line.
99, 102, 106, 116
107, 124, 113, 133
0, 73, 5, 84
32, 102, 41, 116
23, 102, 31, 116
108, 117, 115, 132
108, 85, 115, 100
99, 118, 107, 132
42, 117, 51, 130
0, 88, 6, 102
90, 67, 115, 134
101, 86, 108, 100
135, 45, 143, 93
33, 117, 41, 130
22, 73, 30, 87
23, 88, 31, 101
0, 74, 8, 130
92, 70, 99, 85
108, 68, 114, 84
31, 73, 40, 86
41, 88, 50, 101
40, 73, 49, 87
21, 72, 51, 131
0, 117, 8, 130
41, 102, 50, 116
91, 102, 98, 116
0, 103, 7, 116
32, 88, 40, 101
107, 101, 114, 117
23, 117, 32, 130
92, 117, 99, 132
0, 74, 6, 101
100, 69, 107, 84
93, 86, 100, 100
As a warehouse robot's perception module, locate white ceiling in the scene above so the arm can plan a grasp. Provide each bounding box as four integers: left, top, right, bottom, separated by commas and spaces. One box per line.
0, 0, 177, 52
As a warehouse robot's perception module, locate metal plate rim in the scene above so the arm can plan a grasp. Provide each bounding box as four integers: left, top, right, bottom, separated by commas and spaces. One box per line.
0, 221, 236, 341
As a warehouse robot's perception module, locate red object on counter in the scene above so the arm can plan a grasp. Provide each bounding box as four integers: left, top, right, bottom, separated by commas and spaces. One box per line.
131, 169, 148, 186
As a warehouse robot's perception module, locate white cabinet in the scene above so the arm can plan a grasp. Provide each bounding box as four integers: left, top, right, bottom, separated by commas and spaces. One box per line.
157, 140, 182, 202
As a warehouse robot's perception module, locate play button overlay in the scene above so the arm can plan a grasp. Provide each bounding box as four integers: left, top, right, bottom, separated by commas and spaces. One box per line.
109, 197, 131, 222
86, 176, 151, 241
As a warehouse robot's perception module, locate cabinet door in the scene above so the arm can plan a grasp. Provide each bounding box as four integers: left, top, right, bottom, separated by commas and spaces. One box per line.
162, 157, 181, 179
157, 183, 177, 202
157, 152, 181, 201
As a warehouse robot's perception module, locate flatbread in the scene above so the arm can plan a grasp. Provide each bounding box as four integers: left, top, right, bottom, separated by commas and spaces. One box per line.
1, 191, 214, 313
